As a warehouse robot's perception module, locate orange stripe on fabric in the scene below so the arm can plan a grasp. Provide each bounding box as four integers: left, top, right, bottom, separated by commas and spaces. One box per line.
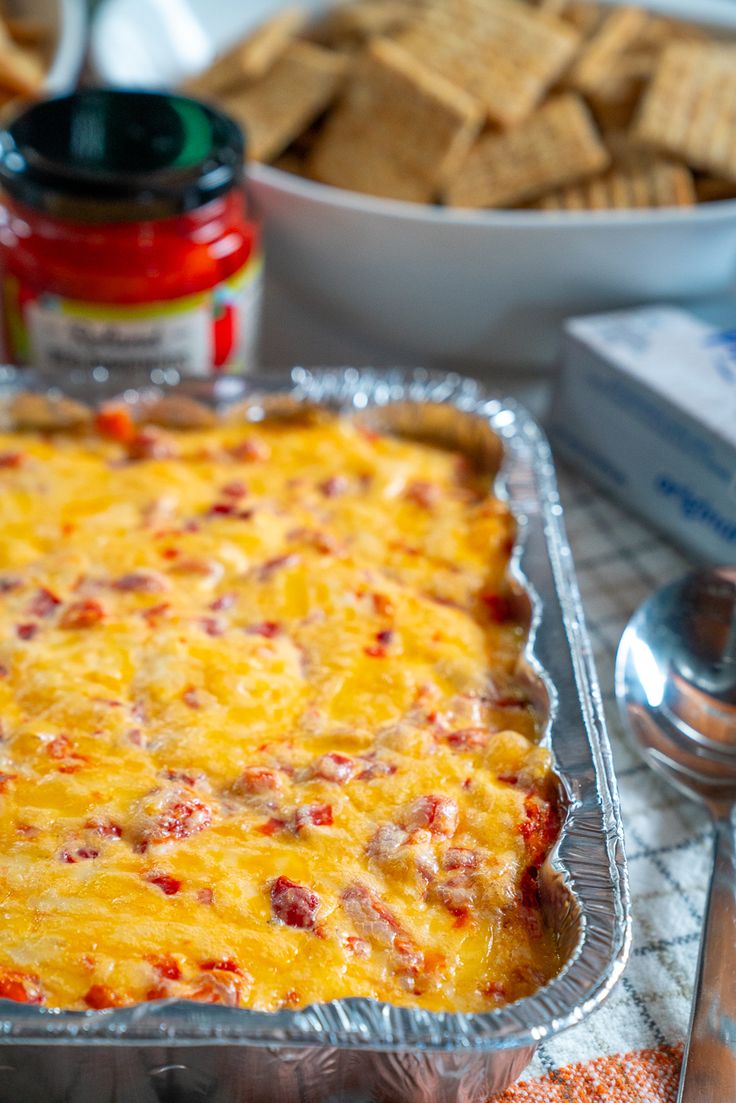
489, 1043, 683, 1103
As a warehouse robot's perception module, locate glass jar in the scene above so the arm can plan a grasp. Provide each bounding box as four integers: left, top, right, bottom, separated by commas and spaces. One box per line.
0, 89, 262, 376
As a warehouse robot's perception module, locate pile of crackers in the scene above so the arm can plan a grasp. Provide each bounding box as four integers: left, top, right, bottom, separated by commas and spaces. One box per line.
184, 0, 736, 211
0, 6, 50, 119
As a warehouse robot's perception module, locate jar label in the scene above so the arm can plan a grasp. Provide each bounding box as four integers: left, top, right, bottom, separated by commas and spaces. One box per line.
2, 253, 263, 376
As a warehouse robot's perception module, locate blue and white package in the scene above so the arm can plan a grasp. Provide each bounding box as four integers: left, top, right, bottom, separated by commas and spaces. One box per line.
550, 304, 736, 563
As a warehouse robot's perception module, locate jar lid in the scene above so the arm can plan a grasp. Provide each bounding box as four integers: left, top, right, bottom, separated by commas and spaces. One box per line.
0, 89, 245, 223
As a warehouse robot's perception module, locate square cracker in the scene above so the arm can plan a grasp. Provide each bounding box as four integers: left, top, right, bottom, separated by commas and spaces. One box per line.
535, 0, 603, 38
394, 0, 580, 128
535, 158, 694, 210
220, 41, 347, 163
0, 18, 43, 96
310, 0, 415, 48
185, 8, 305, 97
444, 92, 609, 208
633, 41, 736, 182
308, 37, 483, 203
585, 50, 652, 130
695, 176, 736, 203
566, 6, 649, 96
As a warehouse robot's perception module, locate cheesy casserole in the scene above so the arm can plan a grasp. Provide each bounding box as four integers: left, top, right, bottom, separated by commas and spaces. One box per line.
0, 396, 561, 1013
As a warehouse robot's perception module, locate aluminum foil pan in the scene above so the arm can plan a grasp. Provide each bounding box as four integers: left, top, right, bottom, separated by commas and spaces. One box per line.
0, 366, 630, 1103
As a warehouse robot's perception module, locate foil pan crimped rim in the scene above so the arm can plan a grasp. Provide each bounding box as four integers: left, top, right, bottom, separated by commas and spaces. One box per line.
0, 366, 631, 1052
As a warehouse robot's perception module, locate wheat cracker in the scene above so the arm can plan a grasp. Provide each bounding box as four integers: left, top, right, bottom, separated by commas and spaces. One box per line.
394, 0, 580, 127
185, 8, 305, 98
220, 41, 347, 163
536, 157, 694, 209
633, 41, 736, 182
695, 176, 736, 203
308, 37, 483, 202
567, 6, 649, 95
310, 0, 414, 48
535, 0, 603, 37
444, 92, 608, 208
0, 17, 43, 96
636, 12, 707, 52
586, 50, 652, 129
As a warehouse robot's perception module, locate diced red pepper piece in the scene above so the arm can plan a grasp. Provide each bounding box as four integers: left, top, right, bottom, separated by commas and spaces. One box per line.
345, 935, 371, 958
444, 847, 479, 871
16, 623, 38, 640
401, 795, 459, 837
200, 958, 241, 974
319, 475, 347, 498
149, 955, 182, 981
237, 766, 284, 794
311, 753, 356, 784
446, 728, 488, 751
207, 502, 237, 517
84, 984, 123, 1009
146, 872, 182, 896
141, 602, 170, 626
85, 818, 122, 838
188, 972, 244, 1006
246, 621, 281, 638
220, 480, 248, 499
366, 822, 407, 863
182, 686, 201, 709
0, 969, 43, 1004
372, 592, 395, 617
47, 734, 70, 759
341, 882, 423, 975
27, 587, 61, 618
210, 592, 236, 612
112, 571, 168, 593
136, 788, 212, 849
200, 617, 225, 637
483, 980, 507, 1002
0, 451, 24, 468
61, 846, 99, 863
434, 873, 474, 917
59, 599, 105, 629
95, 406, 136, 444
270, 876, 320, 929
519, 793, 561, 867
128, 428, 176, 461
47, 735, 87, 766
294, 803, 333, 831
404, 479, 439, 508
357, 758, 397, 781
258, 554, 298, 579
229, 438, 270, 462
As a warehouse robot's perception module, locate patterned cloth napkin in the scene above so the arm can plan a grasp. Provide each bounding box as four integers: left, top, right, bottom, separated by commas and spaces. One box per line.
491, 464, 710, 1103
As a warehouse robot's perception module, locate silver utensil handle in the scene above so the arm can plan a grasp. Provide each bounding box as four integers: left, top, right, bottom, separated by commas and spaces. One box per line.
678, 811, 736, 1103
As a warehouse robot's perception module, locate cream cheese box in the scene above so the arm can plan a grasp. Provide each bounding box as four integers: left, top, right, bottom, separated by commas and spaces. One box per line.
550, 304, 736, 563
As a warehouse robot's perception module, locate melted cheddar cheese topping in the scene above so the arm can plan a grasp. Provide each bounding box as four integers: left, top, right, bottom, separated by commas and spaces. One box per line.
0, 410, 560, 1013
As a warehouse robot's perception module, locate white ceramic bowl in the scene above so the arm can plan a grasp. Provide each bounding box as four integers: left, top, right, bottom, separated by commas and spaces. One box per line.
92, 0, 736, 369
